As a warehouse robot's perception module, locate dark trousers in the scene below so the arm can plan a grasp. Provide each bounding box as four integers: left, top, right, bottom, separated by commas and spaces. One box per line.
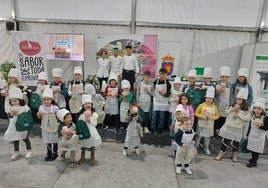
220, 138, 239, 152
122, 69, 135, 90
214, 116, 226, 131
13, 135, 31, 151
141, 112, 150, 128
46, 143, 58, 156
251, 151, 260, 163
97, 77, 108, 92
104, 114, 119, 130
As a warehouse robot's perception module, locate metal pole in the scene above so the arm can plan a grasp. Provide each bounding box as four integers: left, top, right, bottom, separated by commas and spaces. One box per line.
130, 0, 137, 34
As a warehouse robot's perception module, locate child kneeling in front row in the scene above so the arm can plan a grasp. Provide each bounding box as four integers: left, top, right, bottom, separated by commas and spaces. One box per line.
174, 116, 195, 175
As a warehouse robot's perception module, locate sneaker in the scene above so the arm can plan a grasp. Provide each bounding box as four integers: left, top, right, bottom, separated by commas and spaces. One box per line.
44, 155, 52, 161
185, 167, 192, 175
204, 148, 211, 156
134, 148, 140, 155
122, 149, 127, 156
176, 167, 182, 174
11, 151, 19, 161
144, 127, 151, 134
25, 150, 32, 159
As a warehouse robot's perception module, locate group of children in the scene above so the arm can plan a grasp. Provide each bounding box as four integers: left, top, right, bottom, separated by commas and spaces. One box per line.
0, 64, 267, 173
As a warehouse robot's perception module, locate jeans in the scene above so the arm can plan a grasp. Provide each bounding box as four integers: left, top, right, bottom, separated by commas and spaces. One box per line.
151, 110, 166, 130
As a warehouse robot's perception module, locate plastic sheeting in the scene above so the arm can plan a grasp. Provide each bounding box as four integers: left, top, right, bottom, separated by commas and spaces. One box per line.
0, 22, 13, 65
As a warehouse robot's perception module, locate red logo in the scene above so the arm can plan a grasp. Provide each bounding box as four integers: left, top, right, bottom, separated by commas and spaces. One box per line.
19, 40, 41, 56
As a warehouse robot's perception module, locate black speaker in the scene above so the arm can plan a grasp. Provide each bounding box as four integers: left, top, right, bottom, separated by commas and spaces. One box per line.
6, 20, 18, 31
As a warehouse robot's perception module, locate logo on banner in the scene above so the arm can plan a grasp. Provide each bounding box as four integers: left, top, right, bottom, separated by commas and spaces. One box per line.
161, 54, 174, 76
19, 40, 41, 56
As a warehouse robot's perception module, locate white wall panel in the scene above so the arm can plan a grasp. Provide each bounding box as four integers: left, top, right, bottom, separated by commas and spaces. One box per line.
0, 0, 12, 18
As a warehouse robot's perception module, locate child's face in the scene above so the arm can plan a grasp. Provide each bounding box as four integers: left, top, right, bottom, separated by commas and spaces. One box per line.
203, 77, 212, 84
220, 76, 229, 82
181, 96, 188, 105
74, 73, 82, 81
205, 97, 213, 104
182, 120, 192, 130
124, 88, 130, 92
84, 102, 92, 111
8, 77, 17, 84
110, 79, 116, 86
53, 77, 61, 83
10, 98, 19, 106
143, 75, 150, 83
236, 98, 243, 105
238, 76, 246, 83
253, 106, 263, 115
176, 111, 185, 120
43, 97, 52, 106
39, 79, 47, 85
63, 114, 72, 125
159, 72, 167, 80
126, 48, 132, 55
188, 77, 196, 84
174, 83, 181, 90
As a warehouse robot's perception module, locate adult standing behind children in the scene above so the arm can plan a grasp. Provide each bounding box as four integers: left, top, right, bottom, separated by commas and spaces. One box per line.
96, 49, 110, 91
109, 47, 123, 84
120, 45, 139, 90
151, 68, 171, 136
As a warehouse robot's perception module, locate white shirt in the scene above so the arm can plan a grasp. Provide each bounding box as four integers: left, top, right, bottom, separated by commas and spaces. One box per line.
121, 54, 139, 74
109, 55, 123, 74
96, 58, 110, 78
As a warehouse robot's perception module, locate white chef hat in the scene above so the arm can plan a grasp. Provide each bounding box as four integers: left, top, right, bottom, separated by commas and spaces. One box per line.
38, 72, 48, 81
205, 87, 215, 98
175, 104, 184, 112
52, 68, 63, 77
203, 67, 212, 78
82, 94, 92, 105
43, 87, 53, 99
188, 70, 197, 78
74, 66, 83, 75
108, 72, 118, 83
56, 109, 70, 122
9, 87, 23, 99
220, 66, 230, 76
85, 84, 96, 95
121, 79, 130, 89
8, 68, 19, 79
253, 97, 265, 110
173, 77, 181, 85
238, 68, 249, 78
236, 88, 248, 100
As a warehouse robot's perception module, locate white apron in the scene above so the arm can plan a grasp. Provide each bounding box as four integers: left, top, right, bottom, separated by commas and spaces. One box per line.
4, 84, 17, 113
169, 89, 180, 113
215, 82, 230, 117
139, 82, 152, 112
197, 103, 215, 137
175, 128, 194, 164
79, 112, 102, 148
153, 80, 169, 111
104, 87, 119, 115
60, 123, 79, 151
52, 84, 66, 108
71, 82, 84, 102
247, 116, 266, 153
124, 118, 141, 148
120, 99, 130, 123
4, 105, 29, 141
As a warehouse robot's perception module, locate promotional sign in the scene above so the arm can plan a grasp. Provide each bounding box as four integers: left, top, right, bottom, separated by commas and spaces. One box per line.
96, 34, 157, 77
250, 55, 268, 112
13, 32, 46, 86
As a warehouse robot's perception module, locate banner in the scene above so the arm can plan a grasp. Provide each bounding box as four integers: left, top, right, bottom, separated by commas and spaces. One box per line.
250, 55, 268, 112
96, 34, 157, 77
13, 32, 46, 86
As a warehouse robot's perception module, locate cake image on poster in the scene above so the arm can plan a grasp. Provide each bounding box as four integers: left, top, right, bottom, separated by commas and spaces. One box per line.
54, 34, 71, 59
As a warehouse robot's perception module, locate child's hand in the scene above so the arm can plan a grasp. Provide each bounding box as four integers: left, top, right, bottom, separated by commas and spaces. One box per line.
170, 123, 175, 129
182, 143, 187, 148
253, 119, 263, 127
1, 91, 7, 97
143, 86, 149, 92
53, 88, 60, 93
78, 90, 84, 95
85, 110, 91, 122
37, 111, 43, 118
11, 106, 19, 116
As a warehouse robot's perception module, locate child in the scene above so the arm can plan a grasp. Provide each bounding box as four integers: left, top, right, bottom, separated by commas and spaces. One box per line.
37, 88, 60, 161
68, 66, 85, 115
119, 79, 134, 132
246, 98, 268, 168
77, 94, 102, 165
1, 68, 31, 114
136, 71, 153, 133
194, 87, 219, 155
50, 68, 68, 109
200, 67, 215, 102
232, 68, 253, 106
57, 109, 78, 168
103, 73, 121, 131
215, 88, 251, 162
151, 68, 171, 136
122, 103, 142, 156
174, 116, 195, 175
4, 87, 32, 161
214, 66, 233, 136
178, 93, 195, 127
170, 104, 185, 157
169, 77, 182, 130
85, 84, 106, 127
35, 72, 49, 98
